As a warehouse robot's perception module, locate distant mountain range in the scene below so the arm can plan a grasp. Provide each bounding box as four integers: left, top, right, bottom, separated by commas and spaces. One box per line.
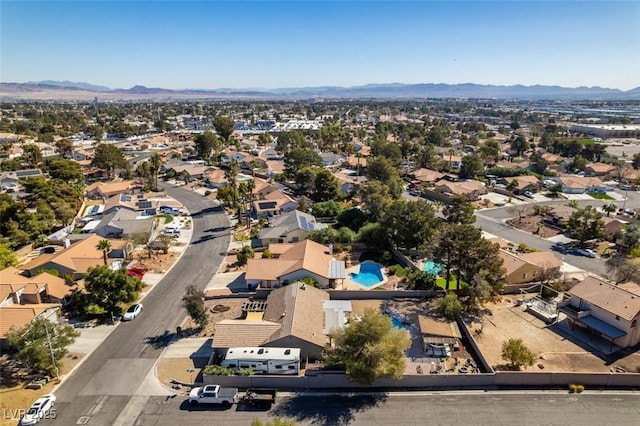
2, 80, 640, 101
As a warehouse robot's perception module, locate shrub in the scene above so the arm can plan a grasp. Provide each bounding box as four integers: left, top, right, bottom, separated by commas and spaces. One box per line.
262, 249, 272, 258
630, 248, 640, 258
437, 294, 464, 320
237, 246, 254, 265
238, 367, 254, 376
204, 190, 212, 196
388, 264, 408, 277
299, 276, 319, 287
203, 365, 234, 376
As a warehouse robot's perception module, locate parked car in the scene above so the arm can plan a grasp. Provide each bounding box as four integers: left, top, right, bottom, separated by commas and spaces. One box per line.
573, 248, 597, 258
159, 205, 183, 215
523, 191, 535, 199
551, 242, 569, 254
122, 303, 143, 321
163, 226, 180, 237
127, 267, 146, 279
189, 385, 239, 406
20, 394, 56, 425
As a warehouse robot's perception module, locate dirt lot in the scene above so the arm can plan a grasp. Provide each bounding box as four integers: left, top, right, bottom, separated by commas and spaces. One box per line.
0, 352, 83, 426
129, 247, 183, 274
181, 297, 246, 337
468, 298, 640, 372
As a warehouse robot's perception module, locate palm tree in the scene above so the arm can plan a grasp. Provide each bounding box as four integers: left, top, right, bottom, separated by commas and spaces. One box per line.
149, 152, 162, 191
96, 239, 112, 266
136, 161, 151, 188
602, 202, 617, 217
225, 159, 240, 204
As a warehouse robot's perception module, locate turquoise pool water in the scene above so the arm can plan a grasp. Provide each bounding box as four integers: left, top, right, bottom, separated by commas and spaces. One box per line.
350, 262, 384, 288
388, 315, 410, 330
423, 259, 443, 275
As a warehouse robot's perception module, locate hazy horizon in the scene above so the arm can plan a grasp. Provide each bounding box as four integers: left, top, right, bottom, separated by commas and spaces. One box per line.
2, 1, 639, 91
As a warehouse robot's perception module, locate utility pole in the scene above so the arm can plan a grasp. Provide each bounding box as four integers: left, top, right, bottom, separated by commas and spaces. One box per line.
44, 321, 59, 379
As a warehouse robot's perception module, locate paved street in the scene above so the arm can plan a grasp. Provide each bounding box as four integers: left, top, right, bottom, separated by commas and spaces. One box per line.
124, 392, 640, 426
45, 187, 231, 426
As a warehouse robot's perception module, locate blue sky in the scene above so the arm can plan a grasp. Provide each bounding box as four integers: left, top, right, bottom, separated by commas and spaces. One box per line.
1, 1, 639, 90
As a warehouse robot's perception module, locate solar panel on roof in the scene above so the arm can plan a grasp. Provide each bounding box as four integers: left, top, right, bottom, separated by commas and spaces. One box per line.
258, 201, 277, 209
138, 201, 153, 209
120, 194, 132, 202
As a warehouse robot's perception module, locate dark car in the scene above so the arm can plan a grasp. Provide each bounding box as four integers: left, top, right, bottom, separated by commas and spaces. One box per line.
551, 243, 569, 254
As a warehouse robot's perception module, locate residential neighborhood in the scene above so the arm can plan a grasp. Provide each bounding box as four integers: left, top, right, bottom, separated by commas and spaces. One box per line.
1, 98, 640, 425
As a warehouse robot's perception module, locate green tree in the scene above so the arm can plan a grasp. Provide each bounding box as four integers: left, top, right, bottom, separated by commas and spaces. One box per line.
257, 132, 272, 147
76, 266, 143, 316
602, 202, 617, 217
294, 167, 317, 196
365, 156, 397, 182
313, 168, 339, 202
501, 338, 536, 370
566, 205, 605, 243
380, 199, 436, 250
358, 181, 393, 222
54, 138, 74, 158
21, 144, 43, 168
0, 239, 18, 268
632, 153, 640, 170
44, 158, 83, 183
182, 285, 208, 329
6, 317, 79, 377
136, 161, 151, 188
193, 130, 218, 161
510, 134, 529, 156
213, 116, 235, 142
96, 239, 111, 266
148, 152, 162, 191
92, 143, 127, 179
275, 130, 307, 154
357, 222, 390, 249
284, 148, 322, 178
443, 194, 475, 225
458, 154, 484, 179
437, 293, 464, 320
326, 308, 411, 385
236, 245, 254, 265
311, 200, 343, 218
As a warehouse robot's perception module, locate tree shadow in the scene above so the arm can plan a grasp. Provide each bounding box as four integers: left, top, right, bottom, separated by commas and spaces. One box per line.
144, 329, 176, 349
190, 206, 223, 217
272, 393, 387, 426
178, 399, 236, 412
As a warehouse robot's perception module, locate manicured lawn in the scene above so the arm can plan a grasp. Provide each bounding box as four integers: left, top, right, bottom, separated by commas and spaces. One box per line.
435, 276, 468, 290
157, 214, 174, 224
589, 193, 614, 200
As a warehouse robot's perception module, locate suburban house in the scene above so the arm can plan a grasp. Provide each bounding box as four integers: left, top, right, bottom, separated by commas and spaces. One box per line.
499, 250, 562, 285
0, 266, 78, 306
211, 283, 333, 360
245, 239, 346, 290
559, 277, 640, 350
497, 175, 542, 194
166, 163, 214, 181
444, 155, 462, 170
87, 207, 156, 239
251, 189, 298, 217
434, 179, 487, 201
0, 169, 43, 191
0, 267, 74, 349
258, 210, 327, 246
204, 169, 228, 188
320, 152, 345, 168
585, 163, 616, 177
85, 180, 141, 200
540, 152, 564, 165
412, 168, 445, 185
72, 149, 93, 161
553, 176, 611, 194
21, 235, 128, 280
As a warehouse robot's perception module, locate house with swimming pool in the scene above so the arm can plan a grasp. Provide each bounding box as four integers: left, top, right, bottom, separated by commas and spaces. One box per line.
245, 239, 346, 290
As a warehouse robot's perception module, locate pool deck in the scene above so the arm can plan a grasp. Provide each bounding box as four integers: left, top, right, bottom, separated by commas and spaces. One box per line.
343, 263, 389, 290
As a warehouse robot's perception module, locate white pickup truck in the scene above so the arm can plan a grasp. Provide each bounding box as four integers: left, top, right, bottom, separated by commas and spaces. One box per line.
188, 385, 239, 406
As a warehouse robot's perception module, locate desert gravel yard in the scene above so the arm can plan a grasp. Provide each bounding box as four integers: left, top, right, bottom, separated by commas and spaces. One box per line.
468, 298, 640, 373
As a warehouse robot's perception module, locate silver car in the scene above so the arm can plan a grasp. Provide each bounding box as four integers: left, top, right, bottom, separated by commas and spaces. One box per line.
122, 303, 143, 321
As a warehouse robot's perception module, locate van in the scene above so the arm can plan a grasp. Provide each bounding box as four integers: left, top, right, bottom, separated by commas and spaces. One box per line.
163, 226, 180, 237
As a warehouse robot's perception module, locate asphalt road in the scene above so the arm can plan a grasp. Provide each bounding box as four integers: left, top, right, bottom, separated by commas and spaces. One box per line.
46, 186, 231, 426
123, 392, 640, 426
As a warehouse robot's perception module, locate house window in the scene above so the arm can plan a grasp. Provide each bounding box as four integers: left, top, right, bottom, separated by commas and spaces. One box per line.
523, 273, 528, 279
632, 319, 637, 328
275, 365, 282, 369
615, 315, 620, 321
292, 236, 299, 242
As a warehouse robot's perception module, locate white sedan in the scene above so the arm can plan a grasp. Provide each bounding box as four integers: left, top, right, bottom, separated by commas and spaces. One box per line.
122, 303, 143, 321
20, 394, 56, 425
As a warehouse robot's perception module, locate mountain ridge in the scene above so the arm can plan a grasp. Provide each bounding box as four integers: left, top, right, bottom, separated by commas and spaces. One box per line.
2, 80, 639, 100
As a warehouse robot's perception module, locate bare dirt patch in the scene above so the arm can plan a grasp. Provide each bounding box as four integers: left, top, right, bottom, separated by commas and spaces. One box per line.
0, 352, 83, 426
181, 297, 247, 337
468, 298, 640, 372
156, 358, 200, 389
130, 249, 180, 274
